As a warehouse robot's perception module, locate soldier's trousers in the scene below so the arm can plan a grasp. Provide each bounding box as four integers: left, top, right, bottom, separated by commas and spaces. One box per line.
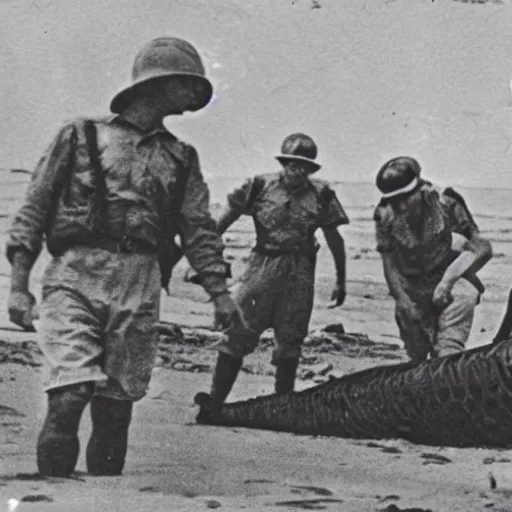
396, 277, 480, 363
39, 247, 161, 401
217, 251, 315, 364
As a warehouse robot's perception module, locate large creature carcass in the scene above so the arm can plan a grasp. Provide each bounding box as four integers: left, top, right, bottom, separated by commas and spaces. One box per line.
195, 338, 512, 447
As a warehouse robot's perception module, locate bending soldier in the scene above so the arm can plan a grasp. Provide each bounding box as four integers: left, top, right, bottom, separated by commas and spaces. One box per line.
374, 156, 492, 363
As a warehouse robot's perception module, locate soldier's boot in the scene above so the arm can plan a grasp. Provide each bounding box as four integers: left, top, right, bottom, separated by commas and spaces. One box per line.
37, 382, 94, 477
210, 352, 243, 403
86, 396, 133, 476
274, 358, 300, 395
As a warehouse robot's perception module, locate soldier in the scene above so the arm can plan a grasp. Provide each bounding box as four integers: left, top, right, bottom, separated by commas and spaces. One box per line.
6, 36, 237, 477
201, 133, 349, 404
374, 156, 492, 363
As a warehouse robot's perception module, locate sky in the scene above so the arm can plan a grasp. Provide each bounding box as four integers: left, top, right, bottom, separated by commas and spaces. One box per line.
2, 0, 512, 188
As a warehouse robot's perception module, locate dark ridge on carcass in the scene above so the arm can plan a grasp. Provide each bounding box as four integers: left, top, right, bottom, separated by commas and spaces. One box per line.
195, 340, 512, 447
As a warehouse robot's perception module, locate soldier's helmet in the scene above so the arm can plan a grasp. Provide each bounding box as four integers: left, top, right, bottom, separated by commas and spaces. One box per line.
110, 36, 213, 114
275, 133, 321, 173
376, 156, 422, 199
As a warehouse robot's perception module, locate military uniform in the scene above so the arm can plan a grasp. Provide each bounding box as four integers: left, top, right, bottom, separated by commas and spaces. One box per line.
8, 115, 228, 400
201, 133, 349, 404
374, 176, 483, 361
7, 37, 235, 478
218, 172, 348, 362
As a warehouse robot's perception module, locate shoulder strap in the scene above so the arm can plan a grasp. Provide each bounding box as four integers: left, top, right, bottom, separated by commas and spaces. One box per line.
83, 120, 109, 237
442, 186, 477, 227
50, 125, 77, 207
169, 147, 192, 218
46, 123, 78, 240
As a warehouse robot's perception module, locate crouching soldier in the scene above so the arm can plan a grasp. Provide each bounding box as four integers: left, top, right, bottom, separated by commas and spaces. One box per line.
202, 133, 349, 403
374, 156, 492, 363
7, 37, 237, 477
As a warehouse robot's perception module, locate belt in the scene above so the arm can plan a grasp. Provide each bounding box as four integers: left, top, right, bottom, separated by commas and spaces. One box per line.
253, 243, 317, 258
88, 236, 158, 254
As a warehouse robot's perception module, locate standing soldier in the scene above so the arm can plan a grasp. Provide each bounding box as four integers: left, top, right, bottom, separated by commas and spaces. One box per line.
7, 37, 237, 477
373, 156, 492, 363
199, 133, 349, 405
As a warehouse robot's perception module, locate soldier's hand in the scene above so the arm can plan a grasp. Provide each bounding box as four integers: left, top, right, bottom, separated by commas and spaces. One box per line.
8, 290, 37, 332
328, 282, 346, 308
432, 280, 454, 312
184, 268, 204, 285
212, 293, 238, 332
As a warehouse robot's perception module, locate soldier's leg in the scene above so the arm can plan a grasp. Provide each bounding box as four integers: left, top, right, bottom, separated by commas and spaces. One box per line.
86, 396, 133, 476
195, 349, 246, 423
394, 305, 434, 364
87, 252, 160, 475
274, 357, 300, 395
210, 292, 267, 403
209, 352, 244, 403
37, 286, 107, 477
210, 253, 276, 402
272, 255, 315, 394
37, 383, 95, 478
433, 278, 479, 358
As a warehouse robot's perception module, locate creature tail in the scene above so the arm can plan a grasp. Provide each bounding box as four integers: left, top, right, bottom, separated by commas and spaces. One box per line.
195, 341, 512, 448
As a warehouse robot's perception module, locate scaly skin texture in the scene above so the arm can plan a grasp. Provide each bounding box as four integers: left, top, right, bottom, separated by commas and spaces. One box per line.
195, 340, 512, 447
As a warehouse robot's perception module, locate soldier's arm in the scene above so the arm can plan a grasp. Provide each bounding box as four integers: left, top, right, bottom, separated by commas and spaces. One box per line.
374, 203, 414, 307
441, 235, 492, 288
216, 207, 242, 235
318, 184, 349, 280
184, 202, 240, 288
7, 122, 76, 290
457, 206, 492, 276
465, 234, 493, 273
322, 226, 346, 286
216, 176, 262, 235
380, 252, 412, 305
178, 147, 231, 298
441, 193, 493, 285
10, 250, 37, 293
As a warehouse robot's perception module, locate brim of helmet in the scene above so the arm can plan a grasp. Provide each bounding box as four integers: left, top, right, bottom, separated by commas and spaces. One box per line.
110, 72, 213, 114
378, 179, 425, 206
275, 155, 321, 172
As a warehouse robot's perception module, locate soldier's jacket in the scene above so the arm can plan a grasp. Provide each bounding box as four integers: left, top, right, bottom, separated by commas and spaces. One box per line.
7, 116, 229, 278
373, 181, 482, 304
227, 172, 349, 254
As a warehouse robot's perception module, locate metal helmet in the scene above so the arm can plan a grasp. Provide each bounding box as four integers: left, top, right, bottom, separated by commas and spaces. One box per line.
376, 156, 422, 198
110, 36, 213, 114
275, 133, 321, 172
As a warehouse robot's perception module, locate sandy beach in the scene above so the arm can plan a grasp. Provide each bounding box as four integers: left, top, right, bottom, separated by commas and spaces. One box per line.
0, 172, 512, 512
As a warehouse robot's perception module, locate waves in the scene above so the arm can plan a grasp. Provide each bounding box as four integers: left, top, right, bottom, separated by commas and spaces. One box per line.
2, 168, 512, 244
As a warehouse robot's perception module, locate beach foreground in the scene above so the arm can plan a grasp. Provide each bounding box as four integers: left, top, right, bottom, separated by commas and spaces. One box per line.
2, 174, 512, 511
3, 363, 512, 512
1, 246, 512, 512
